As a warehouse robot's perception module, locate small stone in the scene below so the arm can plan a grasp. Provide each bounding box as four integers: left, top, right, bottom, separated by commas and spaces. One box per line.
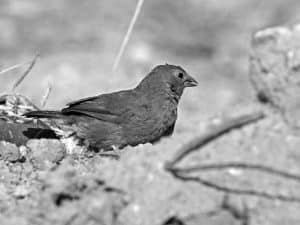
26, 139, 66, 170
19, 145, 28, 157
0, 141, 20, 162
13, 185, 31, 199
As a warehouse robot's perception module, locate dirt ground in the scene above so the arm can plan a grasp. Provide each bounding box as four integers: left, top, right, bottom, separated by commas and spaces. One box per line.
1, 1, 300, 224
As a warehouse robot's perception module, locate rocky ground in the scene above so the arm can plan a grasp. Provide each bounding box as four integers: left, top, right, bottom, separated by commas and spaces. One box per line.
1, 105, 300, 225
1, 1, 300, 224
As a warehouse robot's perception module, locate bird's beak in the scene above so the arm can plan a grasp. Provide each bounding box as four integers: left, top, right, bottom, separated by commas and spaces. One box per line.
184, 75, 198, 87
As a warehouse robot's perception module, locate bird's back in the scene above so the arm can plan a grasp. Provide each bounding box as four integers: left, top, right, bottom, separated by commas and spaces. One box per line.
66, 87, 178, 150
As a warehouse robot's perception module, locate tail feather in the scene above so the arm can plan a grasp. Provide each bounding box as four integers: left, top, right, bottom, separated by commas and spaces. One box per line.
24, 110, 63, 118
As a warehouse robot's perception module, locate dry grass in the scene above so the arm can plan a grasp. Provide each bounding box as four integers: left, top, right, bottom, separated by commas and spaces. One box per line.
0, 60, 33, 76
11, 54, 39, 92
112, 0, 145, 71
40, 82, 53, 108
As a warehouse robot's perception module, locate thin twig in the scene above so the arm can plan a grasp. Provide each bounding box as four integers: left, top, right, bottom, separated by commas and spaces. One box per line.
12, 53, 40, 92
171, 172, 300, 203
0, 60, 33, 75
41, 82, 52, 108
112, 0, 144, 71
170, 162, 300, 183
0, 94, 40, 110
166, 110, 265, 168
164, 108, 300, 204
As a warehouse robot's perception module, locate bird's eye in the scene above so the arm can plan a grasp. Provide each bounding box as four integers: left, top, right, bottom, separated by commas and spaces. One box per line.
177, 72, 184, 79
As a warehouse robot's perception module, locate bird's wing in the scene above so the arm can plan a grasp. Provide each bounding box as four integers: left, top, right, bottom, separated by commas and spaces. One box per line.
62, 91, 132, 123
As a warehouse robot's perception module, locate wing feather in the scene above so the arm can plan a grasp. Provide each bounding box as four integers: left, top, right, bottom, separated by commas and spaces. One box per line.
61, 90, 134, 123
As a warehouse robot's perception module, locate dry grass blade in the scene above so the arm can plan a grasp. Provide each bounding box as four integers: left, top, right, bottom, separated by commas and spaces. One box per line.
12, 53, 40, 92
41, 82, 53, 108
112, 0, 144, 71
0, 61, 32, 75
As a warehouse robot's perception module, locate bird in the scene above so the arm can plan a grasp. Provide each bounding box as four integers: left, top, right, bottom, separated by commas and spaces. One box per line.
24, 64, 198, 151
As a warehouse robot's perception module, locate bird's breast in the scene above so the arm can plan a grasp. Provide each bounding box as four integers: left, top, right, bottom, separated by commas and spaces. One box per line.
123, 97, 178, 146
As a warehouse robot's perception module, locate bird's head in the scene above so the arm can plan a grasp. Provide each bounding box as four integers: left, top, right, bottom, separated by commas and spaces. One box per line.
136, 64, 198, 99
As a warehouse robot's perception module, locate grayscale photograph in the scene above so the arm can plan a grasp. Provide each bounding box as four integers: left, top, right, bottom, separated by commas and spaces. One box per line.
0, 0, 300, 224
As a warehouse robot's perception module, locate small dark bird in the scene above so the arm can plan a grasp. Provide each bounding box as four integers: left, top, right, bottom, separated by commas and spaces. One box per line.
24, 64, 198, 150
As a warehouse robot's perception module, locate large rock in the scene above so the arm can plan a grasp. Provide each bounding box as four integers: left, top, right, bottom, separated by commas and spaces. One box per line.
250, 23, 300, 128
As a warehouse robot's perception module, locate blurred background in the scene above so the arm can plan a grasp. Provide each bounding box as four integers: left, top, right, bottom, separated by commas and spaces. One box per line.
0, 0, 300, 127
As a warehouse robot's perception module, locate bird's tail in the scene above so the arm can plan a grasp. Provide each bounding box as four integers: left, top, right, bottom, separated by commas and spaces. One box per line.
24, 110, 63, 118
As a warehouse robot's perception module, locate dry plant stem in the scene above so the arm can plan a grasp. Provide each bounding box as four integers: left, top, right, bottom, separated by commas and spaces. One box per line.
172, 172, 300, 203
0, 60, 33, 75
165, 110, 300, 203
112, 0, 144, 71
17, 95, 40, 110
172, 162, 300, 182
12, 53, 39, 92
41, 83, 53, 108
166, 110, 265, 168
0, 94, 40, 110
